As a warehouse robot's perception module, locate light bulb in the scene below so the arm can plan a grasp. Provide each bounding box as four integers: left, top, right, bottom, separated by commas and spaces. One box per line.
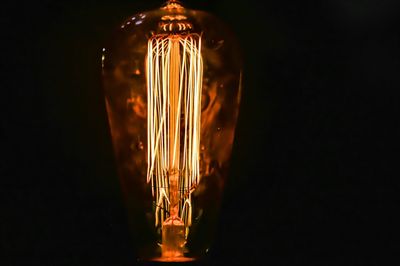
101, 0, 242, 262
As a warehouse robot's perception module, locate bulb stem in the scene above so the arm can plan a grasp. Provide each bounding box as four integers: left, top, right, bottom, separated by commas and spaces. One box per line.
161, 36, 185, 259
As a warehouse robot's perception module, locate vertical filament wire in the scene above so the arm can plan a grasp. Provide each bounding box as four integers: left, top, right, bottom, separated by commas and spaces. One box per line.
146, 33, 203, 227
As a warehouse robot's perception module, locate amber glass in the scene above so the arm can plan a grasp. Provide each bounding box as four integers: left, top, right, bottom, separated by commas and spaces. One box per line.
101, 0, 242, 262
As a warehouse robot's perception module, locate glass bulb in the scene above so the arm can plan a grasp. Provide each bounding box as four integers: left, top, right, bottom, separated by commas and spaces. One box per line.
101, 0, 242, 262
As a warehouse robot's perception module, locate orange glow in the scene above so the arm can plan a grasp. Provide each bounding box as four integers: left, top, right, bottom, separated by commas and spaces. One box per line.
102, 0, 242, 261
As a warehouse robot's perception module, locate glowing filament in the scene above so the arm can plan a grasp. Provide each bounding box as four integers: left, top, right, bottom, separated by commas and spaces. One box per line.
146, 34, 203, 227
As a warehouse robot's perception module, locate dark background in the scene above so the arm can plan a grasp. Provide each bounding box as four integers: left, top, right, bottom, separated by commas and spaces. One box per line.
2, 0, 400, 265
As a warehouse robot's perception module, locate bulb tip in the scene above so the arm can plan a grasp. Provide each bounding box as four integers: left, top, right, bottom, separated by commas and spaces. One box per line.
163, 0, 184, 10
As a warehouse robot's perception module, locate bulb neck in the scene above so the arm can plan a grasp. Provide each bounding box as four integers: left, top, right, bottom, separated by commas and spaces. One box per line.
163, 0, 184, 10
159, 1, 193, 33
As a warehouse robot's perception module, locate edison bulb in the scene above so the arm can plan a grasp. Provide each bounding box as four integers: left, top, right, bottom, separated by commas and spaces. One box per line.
101, 0, 242, 262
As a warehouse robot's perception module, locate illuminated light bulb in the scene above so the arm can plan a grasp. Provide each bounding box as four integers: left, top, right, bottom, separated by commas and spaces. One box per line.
101, 0, 242, 262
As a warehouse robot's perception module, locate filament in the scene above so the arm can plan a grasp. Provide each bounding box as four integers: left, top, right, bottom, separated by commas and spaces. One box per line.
146, 33, 203, 227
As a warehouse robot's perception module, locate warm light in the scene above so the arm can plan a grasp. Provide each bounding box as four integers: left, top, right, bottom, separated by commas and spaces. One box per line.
102, 0, 242, 262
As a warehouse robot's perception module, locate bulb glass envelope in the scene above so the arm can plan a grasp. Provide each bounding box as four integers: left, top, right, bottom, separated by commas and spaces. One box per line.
102, 1, 242, 261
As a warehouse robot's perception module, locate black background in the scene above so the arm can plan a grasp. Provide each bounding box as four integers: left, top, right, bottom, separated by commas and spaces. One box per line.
2, 0, 400, 265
